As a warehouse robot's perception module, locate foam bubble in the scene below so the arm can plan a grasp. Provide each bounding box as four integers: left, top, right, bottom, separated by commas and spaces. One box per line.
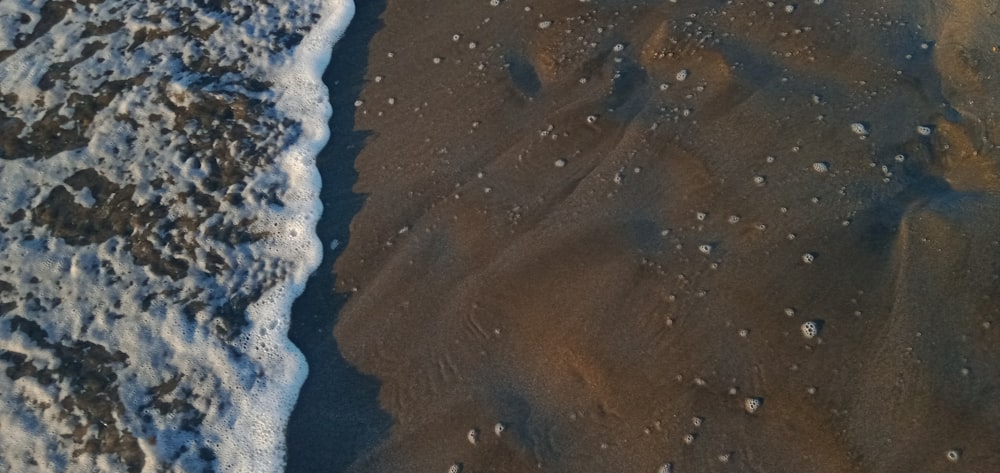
744, 397, 763, 413
801, 320, 822, 339
850, 122, 869, 136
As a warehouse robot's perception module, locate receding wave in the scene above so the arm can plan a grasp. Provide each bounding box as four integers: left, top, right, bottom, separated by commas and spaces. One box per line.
0, 0, 353, 471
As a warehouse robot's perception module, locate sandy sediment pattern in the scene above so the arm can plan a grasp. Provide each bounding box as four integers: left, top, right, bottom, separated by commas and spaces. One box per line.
333, 0, 1000, 472
0, 0, 339, 471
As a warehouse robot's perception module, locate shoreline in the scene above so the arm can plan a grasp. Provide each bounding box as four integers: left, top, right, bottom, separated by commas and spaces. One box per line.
228, 0, 357, 470
284, 1, 391, 472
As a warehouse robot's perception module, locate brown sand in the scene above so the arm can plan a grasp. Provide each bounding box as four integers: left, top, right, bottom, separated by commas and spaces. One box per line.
327, 0, 1000, 471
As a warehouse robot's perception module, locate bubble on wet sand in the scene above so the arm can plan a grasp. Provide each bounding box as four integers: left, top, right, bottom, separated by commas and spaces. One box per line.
850, 122, 869, 136
801, 320, 822, 339
744, 397, 763, 414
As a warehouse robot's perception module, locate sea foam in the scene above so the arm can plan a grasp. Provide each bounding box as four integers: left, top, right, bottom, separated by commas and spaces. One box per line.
0, 0, 353, 471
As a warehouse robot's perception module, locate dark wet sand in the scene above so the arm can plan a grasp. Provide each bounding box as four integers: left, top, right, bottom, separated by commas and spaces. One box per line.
300, 0, 1000, 471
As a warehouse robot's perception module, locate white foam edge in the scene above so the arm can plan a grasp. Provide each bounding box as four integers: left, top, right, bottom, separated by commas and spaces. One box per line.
206, 2, 356, 472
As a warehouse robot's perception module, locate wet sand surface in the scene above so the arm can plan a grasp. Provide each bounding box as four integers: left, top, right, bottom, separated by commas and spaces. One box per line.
316, 0, 1000, 471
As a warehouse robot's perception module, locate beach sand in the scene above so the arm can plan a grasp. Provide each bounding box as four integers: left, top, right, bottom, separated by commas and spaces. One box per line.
298, 0, 1000, 471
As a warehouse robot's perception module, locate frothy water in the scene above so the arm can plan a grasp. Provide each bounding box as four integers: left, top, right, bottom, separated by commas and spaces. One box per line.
0, 0, 353, 471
